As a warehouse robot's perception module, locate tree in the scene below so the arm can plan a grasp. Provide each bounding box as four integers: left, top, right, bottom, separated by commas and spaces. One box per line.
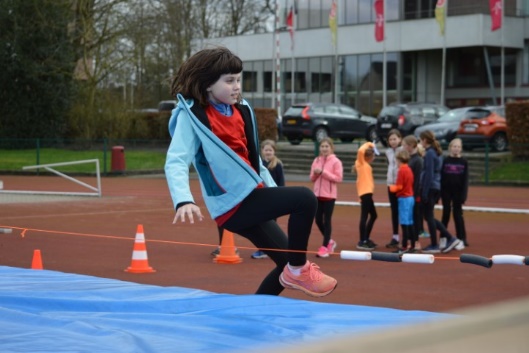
0, 0, 76, 141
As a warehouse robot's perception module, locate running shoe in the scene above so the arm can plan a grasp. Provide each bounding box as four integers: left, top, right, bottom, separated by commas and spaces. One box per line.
422, 244, 440, 254
356, 241, 375, 251
419, 231, 430, 238
316, 246, 330, 258
327, 239, 337, 253
385, 239, 399, 248
279, 261, 337, 297
442, 237, 461, 253
251, 250, 268, 259
211, 246, 239, 257
439, 237, 447, 250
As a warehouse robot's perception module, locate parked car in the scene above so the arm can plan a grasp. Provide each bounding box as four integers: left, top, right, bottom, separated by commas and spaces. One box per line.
376, 102, 449, 146
414, 106, 477, 146
281, 103, 377, 145
456, 106, 508, 152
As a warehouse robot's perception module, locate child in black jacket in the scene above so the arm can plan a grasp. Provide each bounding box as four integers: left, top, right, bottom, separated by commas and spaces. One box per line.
441, 138, 469, 247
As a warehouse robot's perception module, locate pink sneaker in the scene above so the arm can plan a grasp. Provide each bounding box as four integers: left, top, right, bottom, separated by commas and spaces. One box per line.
279, 261, 337, 297
327, 239, 337, 253
316, 246, 329, 258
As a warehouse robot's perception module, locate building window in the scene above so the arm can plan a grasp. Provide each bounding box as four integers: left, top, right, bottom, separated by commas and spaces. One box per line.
243, 71, 257, 92
264, 71, 273, 92
522, 42, 529, 85
448, 47, 516, 88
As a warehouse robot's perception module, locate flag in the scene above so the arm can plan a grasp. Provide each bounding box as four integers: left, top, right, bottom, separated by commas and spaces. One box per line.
490, 0, 502, 31
286, 6, 294, 49
374, 0, 384, 42
435, 0, 446, 35
329, 0, 337, 47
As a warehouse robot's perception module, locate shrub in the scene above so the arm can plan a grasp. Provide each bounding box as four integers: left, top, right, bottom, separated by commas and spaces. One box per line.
254, 107, 278, 142
506, 100, 529, 159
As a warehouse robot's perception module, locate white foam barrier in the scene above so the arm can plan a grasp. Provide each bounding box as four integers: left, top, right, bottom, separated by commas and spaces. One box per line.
340, 251, 372, 261
491, 255, 526, 265
401, 254, 435, 264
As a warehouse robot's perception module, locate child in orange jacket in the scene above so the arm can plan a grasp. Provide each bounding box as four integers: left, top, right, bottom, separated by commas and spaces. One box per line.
354, 142, 379, 251
389, 150, 416, 253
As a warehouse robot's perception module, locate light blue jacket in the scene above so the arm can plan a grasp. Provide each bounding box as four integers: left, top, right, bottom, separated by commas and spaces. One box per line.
165, 94, 276, 219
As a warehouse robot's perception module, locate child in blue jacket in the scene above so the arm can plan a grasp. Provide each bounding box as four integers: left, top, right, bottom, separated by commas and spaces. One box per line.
165, 47, 336, 297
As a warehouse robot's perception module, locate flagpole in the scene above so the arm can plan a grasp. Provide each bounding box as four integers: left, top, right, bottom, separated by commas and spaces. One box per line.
334, 46, 339, 104
333, 1, 339, 104
440, 0, 447, 105
383, 0, 387, 108
500, 0, 504, 105
274, 0, 281, 119
291, 4, 295, 106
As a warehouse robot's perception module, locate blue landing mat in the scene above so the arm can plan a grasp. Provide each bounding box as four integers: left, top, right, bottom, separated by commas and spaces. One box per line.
0, 266, 451, 352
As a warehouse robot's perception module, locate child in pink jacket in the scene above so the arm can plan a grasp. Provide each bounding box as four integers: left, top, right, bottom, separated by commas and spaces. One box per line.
310, 138, 343, 258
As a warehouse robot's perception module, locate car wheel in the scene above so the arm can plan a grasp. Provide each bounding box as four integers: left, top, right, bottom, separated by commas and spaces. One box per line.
287, 137, 302, 145
313, 126, 328, 142
490, 132, 508, 152
366, 126, 377, 142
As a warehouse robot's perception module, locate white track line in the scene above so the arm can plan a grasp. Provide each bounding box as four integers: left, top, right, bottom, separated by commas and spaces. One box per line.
336, 201, 529, 214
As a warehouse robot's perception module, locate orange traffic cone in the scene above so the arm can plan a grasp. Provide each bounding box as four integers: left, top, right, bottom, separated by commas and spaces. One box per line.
214, 229, 242, 264
125, 224, 156, 273
31, 249, 43, 270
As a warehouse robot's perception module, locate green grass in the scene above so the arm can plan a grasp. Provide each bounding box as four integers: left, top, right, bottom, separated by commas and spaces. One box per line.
1, 148, 527, 183
0, 148, 166, 173
488, 161, 529, 182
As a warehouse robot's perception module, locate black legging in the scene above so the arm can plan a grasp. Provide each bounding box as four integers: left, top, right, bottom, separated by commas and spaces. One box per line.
359, 193, 377, 242
413, 201, 424, 237
422, 189, 453, 246
222, 186, 317, 296
441, 190, 466, 242
315, 199, 335, 247
387, 187, 399, 235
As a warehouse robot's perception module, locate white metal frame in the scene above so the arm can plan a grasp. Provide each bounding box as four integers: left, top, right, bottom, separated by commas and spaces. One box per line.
0, 159, 102, 197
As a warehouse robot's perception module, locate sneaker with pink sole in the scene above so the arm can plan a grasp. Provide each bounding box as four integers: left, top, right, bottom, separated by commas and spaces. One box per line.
327, 239, 337, 253
316, 246, 329, 258
279, 261, 337, 297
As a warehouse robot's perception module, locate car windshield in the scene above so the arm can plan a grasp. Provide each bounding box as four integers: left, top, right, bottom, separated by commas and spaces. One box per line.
437, 108, 468, 122
284, 106, 306, 115
380, 106, 402, 116
465, 109, 492, 120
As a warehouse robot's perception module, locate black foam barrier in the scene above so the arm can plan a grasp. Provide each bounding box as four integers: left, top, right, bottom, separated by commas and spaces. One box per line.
371, 251, 402, 263
460, 254, 493, 268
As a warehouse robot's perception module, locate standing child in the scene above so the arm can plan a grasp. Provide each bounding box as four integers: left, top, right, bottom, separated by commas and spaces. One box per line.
251, 139, 285, 259
310, 138, 343, 258
389, 150, 416, 253
418, 130, 461, 254
401, 135, 426, 249
384, 129, 403, 249
165, 47, 336, 297
441, 138, 469, 247
355, 141, 379, 250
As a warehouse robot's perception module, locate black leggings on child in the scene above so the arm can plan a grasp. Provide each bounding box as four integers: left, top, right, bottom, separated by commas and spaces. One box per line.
359, 193, 377, 242
222, 186, 317, 296
315, 199, 335, 247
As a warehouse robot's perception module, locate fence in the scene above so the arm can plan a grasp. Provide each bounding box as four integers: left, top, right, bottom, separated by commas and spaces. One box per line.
0, 138, 527, 185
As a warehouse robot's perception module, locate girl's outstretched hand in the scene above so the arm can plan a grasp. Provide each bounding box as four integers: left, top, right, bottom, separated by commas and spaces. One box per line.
173, 203, 204, 224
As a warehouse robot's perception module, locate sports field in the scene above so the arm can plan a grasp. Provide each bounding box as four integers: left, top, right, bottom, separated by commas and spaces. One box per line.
1, 174, 528, 312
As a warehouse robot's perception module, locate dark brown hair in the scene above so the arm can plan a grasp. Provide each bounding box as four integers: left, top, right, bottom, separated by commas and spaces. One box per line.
419, 130, 443, 156
388, 129, 402, 139
402, 135, 418, 148
170, 47, 243, 106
